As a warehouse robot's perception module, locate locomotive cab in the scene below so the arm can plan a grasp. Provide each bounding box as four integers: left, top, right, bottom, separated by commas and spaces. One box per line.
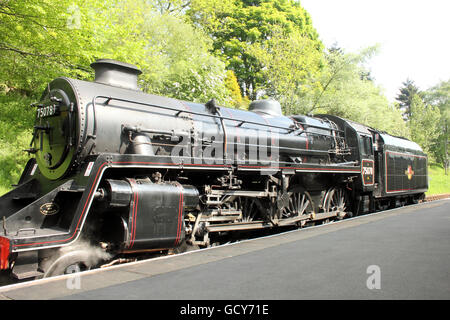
315, 114, 376, 191
358, 133, 375, 189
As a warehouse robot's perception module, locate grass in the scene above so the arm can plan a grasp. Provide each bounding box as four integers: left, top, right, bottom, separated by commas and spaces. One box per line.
427, 164, 450, 196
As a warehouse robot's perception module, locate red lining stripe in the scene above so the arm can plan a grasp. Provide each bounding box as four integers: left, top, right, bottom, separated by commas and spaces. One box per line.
114, 161, 231, 168
260, 116, 276, 148
128, 179, 139, 249
14, 161, 108, 248
304, 130, 309, 163
174, 187, 184, 246
385, 151, 427, 159
240, 165, 360, 172
13, 159, 361, 249
14, 161, 227, 248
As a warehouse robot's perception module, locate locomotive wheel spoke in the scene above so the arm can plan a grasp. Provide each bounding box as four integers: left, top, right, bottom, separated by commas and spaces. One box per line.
324, 187, 348, 219
240, 197, 261, 222
282, 187, 313, 219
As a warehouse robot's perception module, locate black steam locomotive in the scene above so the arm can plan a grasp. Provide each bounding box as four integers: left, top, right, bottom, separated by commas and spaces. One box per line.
0, 60, 427, 280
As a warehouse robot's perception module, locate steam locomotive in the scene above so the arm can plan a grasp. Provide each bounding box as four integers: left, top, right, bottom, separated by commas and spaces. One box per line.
0, 59, 427, 280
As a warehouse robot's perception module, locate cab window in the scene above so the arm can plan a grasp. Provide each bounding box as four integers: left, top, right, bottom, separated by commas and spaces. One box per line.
359, 135, 373, 156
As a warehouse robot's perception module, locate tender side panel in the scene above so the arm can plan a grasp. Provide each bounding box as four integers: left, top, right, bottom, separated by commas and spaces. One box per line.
384, 151, 427, 194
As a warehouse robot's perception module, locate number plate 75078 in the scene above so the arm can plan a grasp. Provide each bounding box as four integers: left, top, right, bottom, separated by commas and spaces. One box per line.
37, 105, 59, 118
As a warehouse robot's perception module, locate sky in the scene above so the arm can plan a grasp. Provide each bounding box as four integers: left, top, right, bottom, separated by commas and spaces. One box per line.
299, 0, 450, 102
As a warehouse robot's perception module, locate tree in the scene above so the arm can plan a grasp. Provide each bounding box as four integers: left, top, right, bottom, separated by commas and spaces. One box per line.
408, 94, 441, 158
249, 27, 324, 115
187, 0, 322, 100
0, 0, 235, 194
396, 78, 421, 121
224, 70, 249, 109
249, 36, 408, 137
151, 0, 191, 15
423, 79, 450, 173
0, 0, 231, 104
0, 0, 100, 94
298, 45, 408, 137
121, 10, 229, 104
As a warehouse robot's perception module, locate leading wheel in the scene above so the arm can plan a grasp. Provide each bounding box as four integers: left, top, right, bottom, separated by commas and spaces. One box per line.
39, 241, 109, 278
41, 250, 94, 278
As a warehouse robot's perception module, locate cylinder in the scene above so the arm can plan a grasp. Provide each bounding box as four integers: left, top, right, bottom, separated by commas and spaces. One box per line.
179, 185, 199, 210
104, 179, 133, 207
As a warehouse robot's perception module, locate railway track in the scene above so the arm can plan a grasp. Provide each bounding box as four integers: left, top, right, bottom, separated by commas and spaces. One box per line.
1, 193, 449, 288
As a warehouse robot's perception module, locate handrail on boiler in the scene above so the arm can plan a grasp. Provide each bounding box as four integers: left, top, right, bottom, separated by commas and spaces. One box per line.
92, 95, 344, 135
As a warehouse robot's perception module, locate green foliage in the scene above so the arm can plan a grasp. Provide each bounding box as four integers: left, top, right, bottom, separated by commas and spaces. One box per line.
408, 94, 441, 160
0, 0, 232, 193
0, 93, 34, 195
249, 27, 324, 115
0, 0, 100, 93
224, 70, 247, 108
395, 78, 421, 121
187, 0, 322, 99
422, 79, 450, 171
0, 0, 230, 103
0, 0, 447, 196
126, 12, 229, 104
305, 46, 409, 137
151, 0, 191, 15
253, 41, 408, 137
424, 80, 450, 123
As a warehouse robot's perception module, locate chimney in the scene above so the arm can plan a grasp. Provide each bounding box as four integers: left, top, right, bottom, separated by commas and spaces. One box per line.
90, 59, 142, 90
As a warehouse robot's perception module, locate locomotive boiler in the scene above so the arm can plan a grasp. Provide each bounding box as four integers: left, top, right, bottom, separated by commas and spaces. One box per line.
0, 59, 428, 280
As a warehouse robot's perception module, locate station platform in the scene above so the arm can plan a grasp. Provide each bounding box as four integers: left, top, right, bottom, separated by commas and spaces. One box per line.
0, 199, 449, 300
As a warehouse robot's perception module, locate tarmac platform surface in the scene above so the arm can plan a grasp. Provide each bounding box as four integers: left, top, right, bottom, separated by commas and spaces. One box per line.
0, 199, 449, 300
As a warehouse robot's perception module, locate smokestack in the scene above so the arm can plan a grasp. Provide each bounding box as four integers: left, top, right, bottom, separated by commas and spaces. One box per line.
90, 59, 142, 90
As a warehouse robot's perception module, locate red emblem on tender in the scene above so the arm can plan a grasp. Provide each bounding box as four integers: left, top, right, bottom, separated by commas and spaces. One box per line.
405, 165, 414, 180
